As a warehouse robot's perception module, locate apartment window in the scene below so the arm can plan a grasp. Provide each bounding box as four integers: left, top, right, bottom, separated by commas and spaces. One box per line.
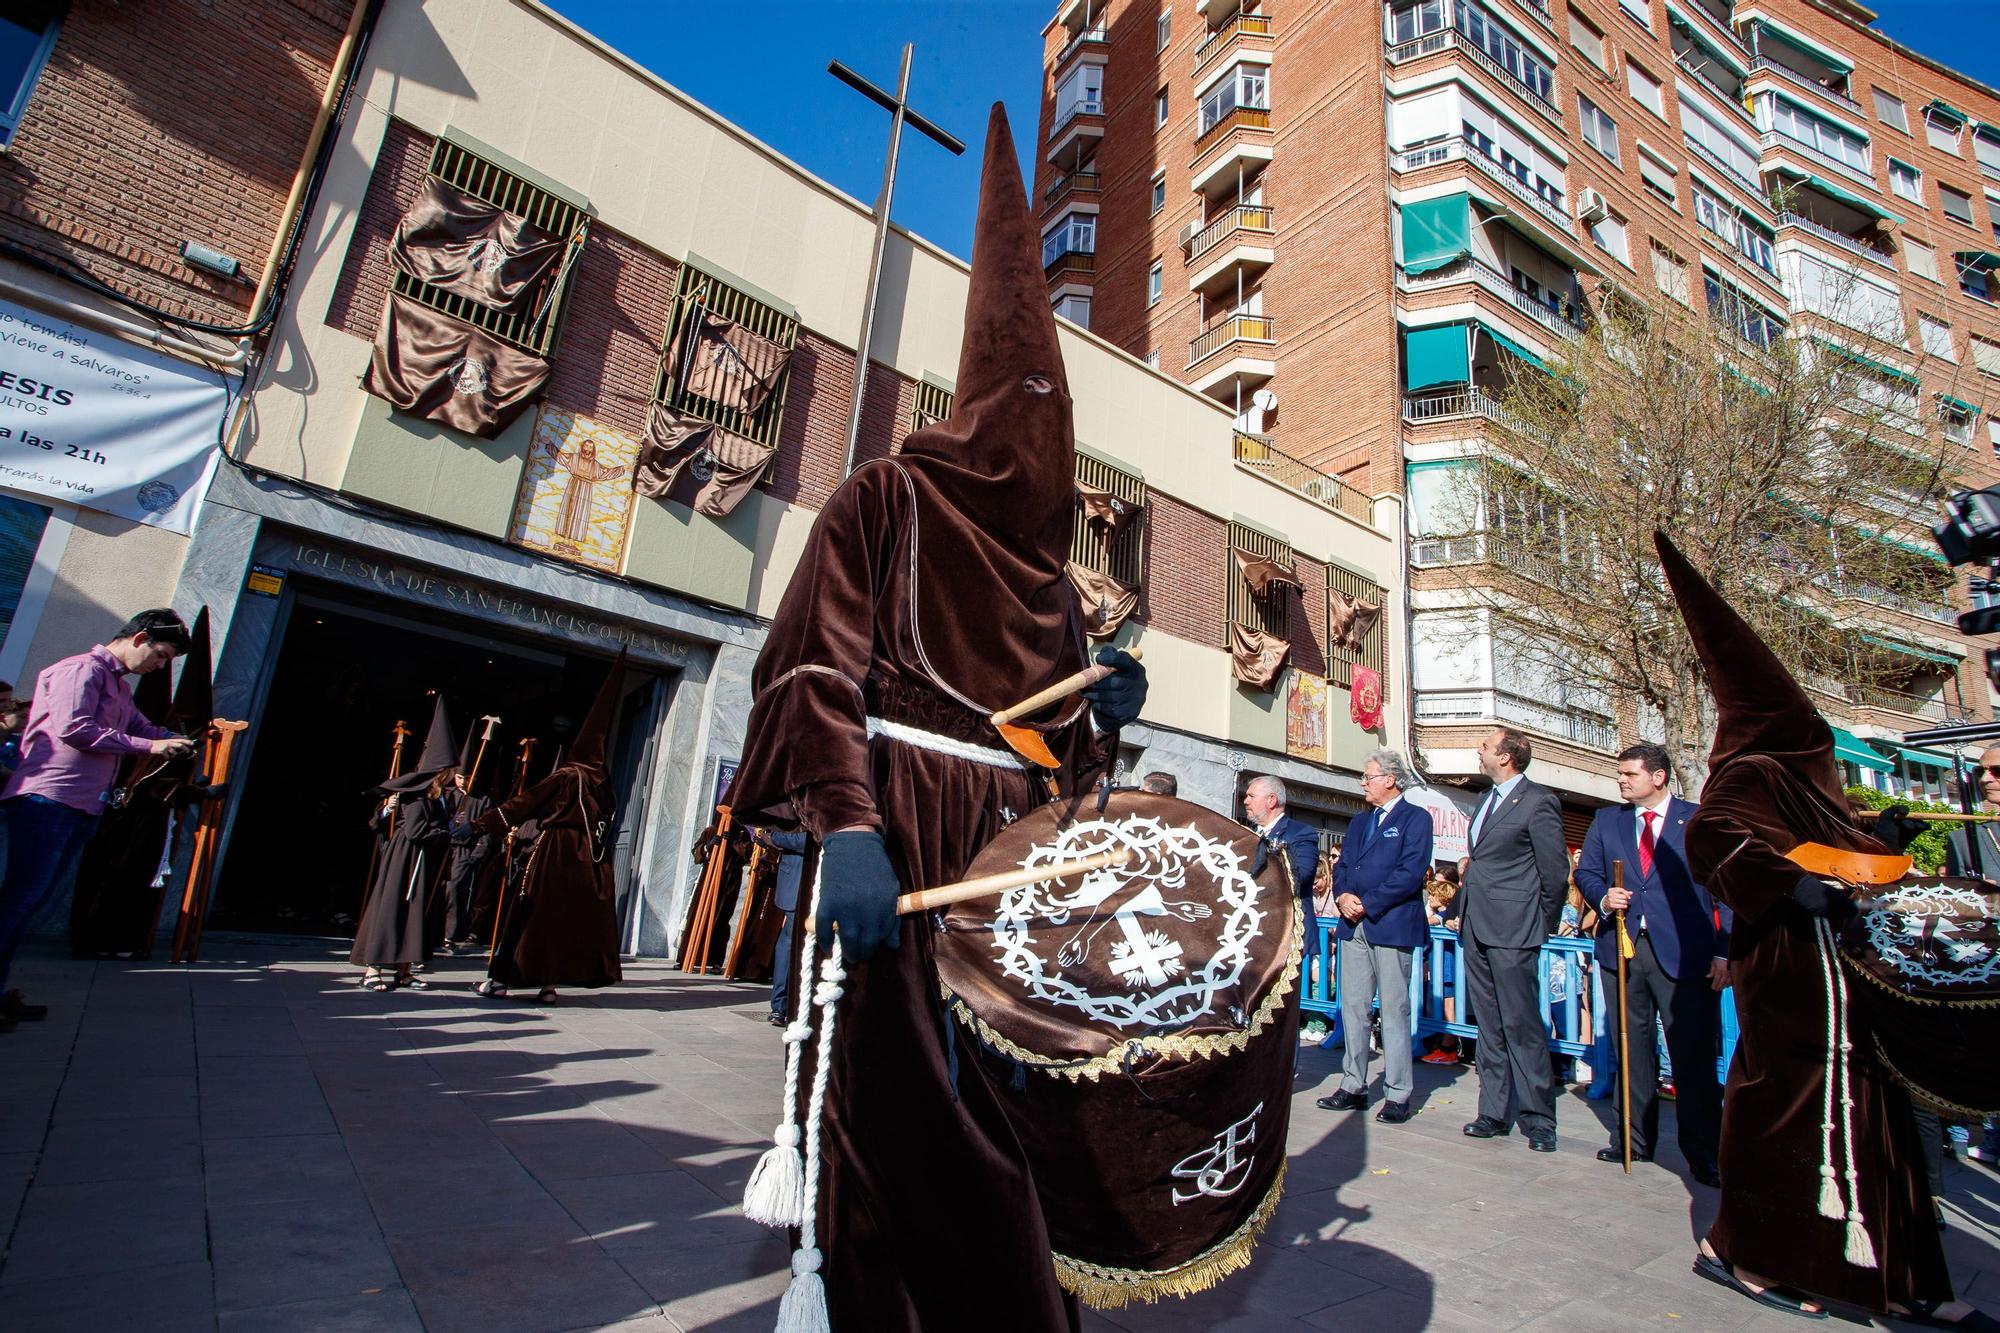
1052, 293, 1092, 328
1692, 182, 1776, 275
1199, 63, 1268, 136
1627, 63, 1665, 120
0, 5, 59, 147
1150, 171, 1166, 216
1618, 0, 1653, 29
1226, 521, 1293, 642
1452, 1, 1555, 106
1939, 397, 1976, 446
1977, 127, 2000, 179
1925, 106, 1963, 154
1143, 349, 1161, 369
1156, 87, 1170, 128
657, 260, 800, 453
1905, 239, 1940, 282
1890, 159, 1924, 204
1579, 95, 1620, 164
1325, 563, 1388, 693
1157, 7, 1172, 51
1651, 241, 1690, 304
910, 377, 955, 433
1990, 191, 2000, 240
1920, 314, 1957, 361
1873, 88, 1909, 134
1991, 418, 2000, 453
1042, 213, 1096, 267
1681, 98, 1762, 189
1588, 211, 1630, 265
1973, 336, 2000, 379
1942, 184, 1975, 226
1055, 63, 1104, 127
1960, 255, 1998, 304
1638, 147, 1677, 206
1764, 95, 1870, 175
1147, 261, 1163, 307
1705, 270, 1783, 348
1072, 450, 1148, 587
1568, 11, 1606, 70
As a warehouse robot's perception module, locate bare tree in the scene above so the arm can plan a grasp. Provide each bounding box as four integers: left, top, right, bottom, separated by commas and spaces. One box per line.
1417, 277, 1969, 794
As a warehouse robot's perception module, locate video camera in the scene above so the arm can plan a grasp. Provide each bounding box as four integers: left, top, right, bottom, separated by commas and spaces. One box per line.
1935, 483, 2000, 691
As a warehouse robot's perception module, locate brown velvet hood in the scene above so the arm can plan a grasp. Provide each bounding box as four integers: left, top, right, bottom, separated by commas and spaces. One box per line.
890, 103, 1085, 710
568, 651, 626, 771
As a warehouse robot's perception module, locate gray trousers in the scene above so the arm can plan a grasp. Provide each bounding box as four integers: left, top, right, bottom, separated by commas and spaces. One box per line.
1463, 936, 1557, 1133
1337, 924, 1417, 1103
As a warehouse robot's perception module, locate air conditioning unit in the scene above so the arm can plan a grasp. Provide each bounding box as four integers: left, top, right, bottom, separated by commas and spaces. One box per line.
1575, 188, 1609, 224
1177, 220, 1202, 249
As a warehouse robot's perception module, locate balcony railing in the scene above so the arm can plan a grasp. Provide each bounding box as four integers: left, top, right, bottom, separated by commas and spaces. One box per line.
1747, 55, 1861, 115
1188, 313, 1275, 366
1195, 103, 1272, 150
1758, 129, 1875, 192
1391, 135, 1573, 233
1397, 256, 1585, 337
1415, 687, 1619, 751
1774, 211, 1896, 271
1043, 169, 1101, 206
1671, 0, 1750, 61
1042, 248, 1095, 279
1403, 385, 1512, 424
1384, 27, 1561, 126
1194, 11, 1273, 73
1234, 432, 1374, 522
1672, 53, 1751, 122
1845, 681, 1954, 723
1681, 134, 1764, 196
1838, 578, 1958, 625
1057, 23, 1107, 69
1053, 98, 1105, 134
1508, 0, 1555, 29
1188, 204, 1275, 263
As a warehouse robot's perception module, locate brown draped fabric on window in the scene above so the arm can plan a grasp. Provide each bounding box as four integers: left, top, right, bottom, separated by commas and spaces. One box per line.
1328, 586, 1383, 654
632, 402, 773, 517
363, 293, 551, 438
388, 177, 566, 313
1064, 560, 1139, 639
1074, 480, 1141, 544
1229, 622, 1291, 689
1232, 546, 1303, 598
668, 309, 792, 416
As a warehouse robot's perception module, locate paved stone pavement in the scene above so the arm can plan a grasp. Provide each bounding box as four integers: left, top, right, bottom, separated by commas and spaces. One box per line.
1, 937, 1994, 1332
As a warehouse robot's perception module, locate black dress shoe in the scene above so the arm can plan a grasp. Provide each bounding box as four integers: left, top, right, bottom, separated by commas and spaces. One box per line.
1463, 1115, 1511, 1138
1689, 1163, 1722, 1188
1527, 1128, 1558, 1153
1597, 1146, 1653, 1165
1376, 1101, 1412, 1124
1317, 1089, 1367, 1112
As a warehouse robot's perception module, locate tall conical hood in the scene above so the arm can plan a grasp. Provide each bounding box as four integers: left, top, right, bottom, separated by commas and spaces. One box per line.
165, 608, 212, 732
456, 719, 478, 774
381, 695, 457, 792
568, 651, 625, 771
1653, 531, 1844, 808
131, 659, 172, 727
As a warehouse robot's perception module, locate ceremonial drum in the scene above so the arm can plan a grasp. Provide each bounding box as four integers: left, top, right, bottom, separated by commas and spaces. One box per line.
931, 790, 1300, 1308
1842, 876, 2000, 1118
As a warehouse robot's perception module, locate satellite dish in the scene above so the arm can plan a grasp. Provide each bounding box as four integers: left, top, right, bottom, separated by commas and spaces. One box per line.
1252, 388, 1277, 412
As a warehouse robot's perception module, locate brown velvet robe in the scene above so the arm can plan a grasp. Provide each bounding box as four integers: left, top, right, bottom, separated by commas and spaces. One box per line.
476, 766, 622, 990
350, 794, 447, 969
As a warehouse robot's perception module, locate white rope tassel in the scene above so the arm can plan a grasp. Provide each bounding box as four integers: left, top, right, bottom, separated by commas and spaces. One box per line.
743, 859, 825, 1228
1823, 918, 1878, 1270
1811, 914, 1845, 1221
776, 938, 846, 1333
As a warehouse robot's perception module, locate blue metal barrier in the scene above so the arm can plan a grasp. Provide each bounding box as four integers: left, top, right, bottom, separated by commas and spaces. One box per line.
1299, 922, 1740, 1087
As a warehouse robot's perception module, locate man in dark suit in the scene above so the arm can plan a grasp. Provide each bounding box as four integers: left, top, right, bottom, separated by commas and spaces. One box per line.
1941, 743, 2000, 880
1316, 749, 1435, 1123
1243, 775, 1320, 958
1573, 743, 1727, 1186
1458, 726, 1570, 1152
758, 827, 809, 1026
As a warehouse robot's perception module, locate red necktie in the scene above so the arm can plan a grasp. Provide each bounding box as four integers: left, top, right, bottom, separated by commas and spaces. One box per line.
1639, 810, 1657, 880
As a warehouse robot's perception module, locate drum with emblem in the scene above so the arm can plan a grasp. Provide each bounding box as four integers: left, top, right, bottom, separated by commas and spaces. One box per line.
1840, 875, 2000, 1118
930, 789, 1300, 1308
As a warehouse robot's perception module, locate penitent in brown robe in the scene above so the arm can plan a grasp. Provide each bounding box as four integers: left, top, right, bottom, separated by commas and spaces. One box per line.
1658, 533, 1949, 1312
726, 105, 1105, 1333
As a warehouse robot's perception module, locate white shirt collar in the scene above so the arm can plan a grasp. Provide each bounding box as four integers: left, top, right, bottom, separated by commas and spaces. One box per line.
1636, 792, 1672, 820
1376, 794, 1402, 817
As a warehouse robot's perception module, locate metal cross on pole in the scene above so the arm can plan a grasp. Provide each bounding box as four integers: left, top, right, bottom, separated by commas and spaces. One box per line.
829, 46, 965, 479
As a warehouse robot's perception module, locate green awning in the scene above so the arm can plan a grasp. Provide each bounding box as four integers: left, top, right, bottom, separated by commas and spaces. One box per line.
1860, 632, 1958, 665
1811, 336, 1919, 385
1925, 99, 1969, 127
1754, 19, 1852, 74
1938, 393, 1985, 417
1830, 725, 1894, 773
1890, 745, 1956, 771
1956, 250, 2000, 274
1772, 164, 1901, 223
1404, 324, 1470, 390
1401, 194, 1471, 276
1479, 324, 1546, 371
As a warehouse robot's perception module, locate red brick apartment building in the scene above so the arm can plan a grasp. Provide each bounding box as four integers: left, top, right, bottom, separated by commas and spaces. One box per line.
1039, 0, 2000, 810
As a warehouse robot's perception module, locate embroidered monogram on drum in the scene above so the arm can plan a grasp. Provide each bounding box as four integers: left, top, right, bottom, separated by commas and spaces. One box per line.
1171, 1103, 1263, 1205
1855, 883, 1999, 990
987, 816, 1268, 1026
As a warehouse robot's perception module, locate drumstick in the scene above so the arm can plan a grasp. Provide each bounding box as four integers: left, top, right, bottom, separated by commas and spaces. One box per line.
1854, 810, 1998, 824
991, 647, 1144, 727
804, 848, 1137, 936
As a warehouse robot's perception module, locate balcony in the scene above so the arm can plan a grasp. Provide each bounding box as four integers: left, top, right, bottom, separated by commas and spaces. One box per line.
1391, 135, 1573, 235
1746, 54, 1861, 116
1507, 0, 1554, 29
1042, 248, 1095, 285
1758, 128, 1875, 192
1384, 27, 1561, 127
1401, 386, 1541, 439
1194, 11, 1273, 74
1188, 203, 1274, 262
1043, 169, 1101, 211
1415, 687, 1619, 752
1673, 52, 1751, 122
1048, 99, 1105, 170
1681, 135, 1764, 197
1234, 432, 1373, 523
1668, 0, 1749, 63
1189, 312, 1275, 367
1056, 21, 1108, 71
1842, 681, 1958, 725
1195, 103, 1271, 151
1774, 211, 1896, 271
1397, 256, 1585, 339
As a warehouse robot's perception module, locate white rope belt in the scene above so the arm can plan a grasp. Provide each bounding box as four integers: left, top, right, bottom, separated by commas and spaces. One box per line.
865, 715, 1021, 769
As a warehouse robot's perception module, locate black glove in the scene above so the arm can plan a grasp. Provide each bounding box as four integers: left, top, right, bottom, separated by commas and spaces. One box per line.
449, 821, 478, 844
1081, 647, 1147, 732
1876, 804, 1925, 853
1790, 874, 1858, 928
815, 830, 901, 963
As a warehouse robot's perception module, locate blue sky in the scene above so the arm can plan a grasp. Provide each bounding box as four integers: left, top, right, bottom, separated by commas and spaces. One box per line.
545, 0, 1998, 261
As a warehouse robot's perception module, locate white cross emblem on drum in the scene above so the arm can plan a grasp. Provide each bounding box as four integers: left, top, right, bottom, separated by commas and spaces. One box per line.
1170, 1102, 1263, 1205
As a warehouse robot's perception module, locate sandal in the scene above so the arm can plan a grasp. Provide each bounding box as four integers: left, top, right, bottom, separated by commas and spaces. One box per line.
536, 988, 558, 1005
403, 978, 429, 991
365, 979, 391, 993
475, 980, 507, 998
1892, 1300, 2000, 1332
1692, 1253, 1826, 1319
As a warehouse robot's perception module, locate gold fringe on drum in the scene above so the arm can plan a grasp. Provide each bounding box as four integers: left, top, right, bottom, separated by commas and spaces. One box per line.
1053, 1164, 1287, 1309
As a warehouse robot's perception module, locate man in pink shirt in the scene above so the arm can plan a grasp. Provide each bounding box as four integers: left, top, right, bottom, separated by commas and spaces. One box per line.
0, 609, 192, 1029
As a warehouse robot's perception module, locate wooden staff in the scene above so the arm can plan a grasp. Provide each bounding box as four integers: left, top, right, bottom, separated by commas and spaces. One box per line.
805, 847, 1138, 937
1854, 809, 1998, 824
171, 721, 247, 964
1613, 858, 1634, 1175
513, 736, 538, 798
466, 715, 501, 789
679, 805, 734, 973
722, 838, 773, 978
385, 718, 411, 840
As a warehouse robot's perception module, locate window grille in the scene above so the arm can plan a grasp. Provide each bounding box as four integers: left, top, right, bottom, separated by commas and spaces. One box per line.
1326, 561, 1388, 694
911, 377, 954, 434
1071, 450, 1146, 587
654, 259, 801, 452
1226, 519, 1291, 641
393, 137, 590, 357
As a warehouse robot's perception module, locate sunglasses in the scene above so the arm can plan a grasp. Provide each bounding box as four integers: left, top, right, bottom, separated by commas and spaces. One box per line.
1980, 765, 2000, 780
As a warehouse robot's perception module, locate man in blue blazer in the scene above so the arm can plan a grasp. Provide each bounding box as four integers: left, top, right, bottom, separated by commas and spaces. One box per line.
1243, 775, 1321, 958
1573, 742, 1728, 1186
1315, 750, 1435, 1123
